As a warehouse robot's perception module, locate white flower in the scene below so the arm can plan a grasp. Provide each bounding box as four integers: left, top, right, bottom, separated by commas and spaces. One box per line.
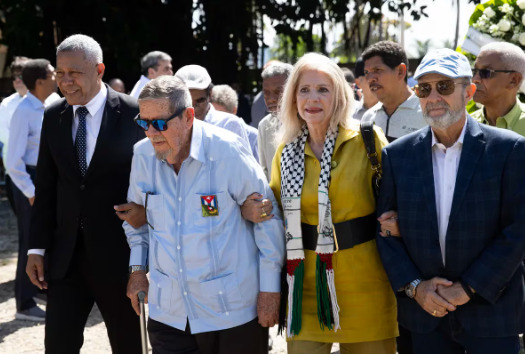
499, 3, 513, 14
519, 33, 525, 46
498, 19, 511, 32
489, 24, 499, 34
518, 0, 525, 10
484, 7, 496, 18
522, 13, 525, 26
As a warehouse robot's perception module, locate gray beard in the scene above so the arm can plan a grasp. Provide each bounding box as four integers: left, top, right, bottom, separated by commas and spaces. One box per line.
423, 104, 463, 130
155, 149, 172, 161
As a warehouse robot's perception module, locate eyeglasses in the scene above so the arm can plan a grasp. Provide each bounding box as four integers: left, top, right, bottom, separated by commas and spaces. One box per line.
413, 80, 466, 98
472, 68, 516, 79
12, 74, 22, 81
134, 106, 186, 131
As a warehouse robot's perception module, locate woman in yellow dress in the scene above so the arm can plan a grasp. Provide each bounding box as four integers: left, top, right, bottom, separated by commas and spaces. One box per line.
269, 52, 398, 353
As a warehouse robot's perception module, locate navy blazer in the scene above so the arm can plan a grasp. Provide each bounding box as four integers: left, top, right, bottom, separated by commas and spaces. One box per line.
376, 116, 525, 337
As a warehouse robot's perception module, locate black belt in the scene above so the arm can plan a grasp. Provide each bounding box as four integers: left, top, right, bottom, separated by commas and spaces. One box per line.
301, 213, 376, 251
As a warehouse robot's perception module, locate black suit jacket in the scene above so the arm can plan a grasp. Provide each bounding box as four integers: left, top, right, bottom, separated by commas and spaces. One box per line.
376, 116, 525, 337
29, 85, 144, 280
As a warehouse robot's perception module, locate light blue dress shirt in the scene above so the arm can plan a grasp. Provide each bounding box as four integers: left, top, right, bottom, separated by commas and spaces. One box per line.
124, 119, 285, 334
6, 92, 45, 198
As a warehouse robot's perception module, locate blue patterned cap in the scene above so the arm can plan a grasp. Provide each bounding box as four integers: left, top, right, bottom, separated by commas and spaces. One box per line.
414, 48, 472, 80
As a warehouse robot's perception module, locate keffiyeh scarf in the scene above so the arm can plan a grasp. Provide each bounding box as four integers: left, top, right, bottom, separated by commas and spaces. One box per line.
280, 124, 340, 337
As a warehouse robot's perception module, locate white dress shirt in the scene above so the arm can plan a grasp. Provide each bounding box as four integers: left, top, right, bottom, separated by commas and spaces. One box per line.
72, 84, 107, 166
29, 85, 107, 257
257, 113, 280, 181
431, 119, 467, 265
130, 75, 150, 99
0, 92, 25, 169
204, 105, 252, 154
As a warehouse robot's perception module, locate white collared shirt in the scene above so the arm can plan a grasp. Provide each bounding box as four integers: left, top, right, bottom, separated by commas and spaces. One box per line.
0, 92, 26, 169
431, 119, 467, 265
130, 75, 150, 99
6, 92, 47, 198
72, 84, 107, 167
362, 93, 426, 142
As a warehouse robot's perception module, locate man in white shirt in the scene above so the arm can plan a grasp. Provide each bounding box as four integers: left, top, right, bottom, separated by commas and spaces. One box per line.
25, 34, 144, 352
6, 58, 57, 322
377, 49, 525, 354
362, 41, 426, 142
175, 64, 251, 151
130, 51, 173, 99
257, 61, 293, 181
0, 57, 30, 213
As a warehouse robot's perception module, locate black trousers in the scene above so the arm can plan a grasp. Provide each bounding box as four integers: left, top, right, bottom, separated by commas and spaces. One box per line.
11, 167, 37, 311
148, 317, 269, 354
410, 313, 520, 354
5, 173, 17, 215
45, 237, 141, 354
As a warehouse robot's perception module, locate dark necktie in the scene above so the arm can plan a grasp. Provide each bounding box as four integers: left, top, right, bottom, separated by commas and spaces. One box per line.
75, 106, 89, 176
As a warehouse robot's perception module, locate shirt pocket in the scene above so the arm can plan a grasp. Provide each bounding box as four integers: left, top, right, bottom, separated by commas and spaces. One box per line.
195, 273, 245, 315
148, 269, 173, 313
192, 191, 231, 233
145, 193, 165, 232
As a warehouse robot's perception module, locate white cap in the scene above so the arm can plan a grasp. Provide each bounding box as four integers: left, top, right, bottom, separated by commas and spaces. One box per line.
414, 49, 472, 80
174, 65, 212, 90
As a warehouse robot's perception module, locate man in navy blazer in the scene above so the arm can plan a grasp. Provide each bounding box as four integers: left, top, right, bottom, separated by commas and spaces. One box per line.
377, 48, 525, 354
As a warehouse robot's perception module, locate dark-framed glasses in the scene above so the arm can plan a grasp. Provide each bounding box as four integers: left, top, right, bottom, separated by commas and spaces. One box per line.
134, 106, 186, 131
413, 80, 466, 98
472, 68, 516, 79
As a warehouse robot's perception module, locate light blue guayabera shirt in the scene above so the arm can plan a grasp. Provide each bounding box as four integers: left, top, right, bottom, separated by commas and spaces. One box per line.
124, 119, 285, 334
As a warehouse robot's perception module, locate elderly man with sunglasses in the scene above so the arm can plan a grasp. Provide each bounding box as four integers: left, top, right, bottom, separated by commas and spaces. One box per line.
125, 75, 285, 354
376, 48, 525, 354
471, 42, 525, 137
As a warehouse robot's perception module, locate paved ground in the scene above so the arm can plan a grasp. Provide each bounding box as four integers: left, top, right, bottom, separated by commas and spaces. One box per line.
0, 197, 292, 353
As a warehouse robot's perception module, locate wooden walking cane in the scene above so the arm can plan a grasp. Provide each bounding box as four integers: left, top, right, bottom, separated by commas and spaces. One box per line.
138, 291, 148, 354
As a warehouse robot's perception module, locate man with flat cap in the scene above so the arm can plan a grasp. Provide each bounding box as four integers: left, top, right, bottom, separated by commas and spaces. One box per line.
376, 48, 525, 353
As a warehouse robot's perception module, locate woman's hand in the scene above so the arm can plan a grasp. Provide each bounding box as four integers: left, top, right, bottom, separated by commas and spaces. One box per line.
378, 210, 400, 237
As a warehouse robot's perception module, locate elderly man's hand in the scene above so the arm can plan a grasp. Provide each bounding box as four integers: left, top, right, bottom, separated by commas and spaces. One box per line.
378, 210, 400, 237
437, 282, 471, 307
114, 202, 146, 228
414, 277, 456, 317
257, 292, 280, 327
241, 193, 273, 223
127, 271, 149, 316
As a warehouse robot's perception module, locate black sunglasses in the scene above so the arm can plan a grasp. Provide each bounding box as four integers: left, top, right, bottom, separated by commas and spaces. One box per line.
472, 68, 516, 79
413, 80, 466, 99
134, 106, 186, 131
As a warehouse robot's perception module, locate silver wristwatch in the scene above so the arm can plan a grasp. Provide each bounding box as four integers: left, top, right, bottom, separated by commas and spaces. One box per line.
129, 265, 146, 275
405, 278, 422, 299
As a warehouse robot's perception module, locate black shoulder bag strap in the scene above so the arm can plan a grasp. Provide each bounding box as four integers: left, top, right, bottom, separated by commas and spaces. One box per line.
360, 115, 382, 201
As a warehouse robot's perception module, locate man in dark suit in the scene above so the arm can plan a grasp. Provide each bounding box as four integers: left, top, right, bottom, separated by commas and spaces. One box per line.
25, 34, 143, 353
377, 48, 525, 354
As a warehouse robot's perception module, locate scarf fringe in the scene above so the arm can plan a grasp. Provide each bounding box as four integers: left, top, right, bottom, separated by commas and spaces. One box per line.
286, 259, 304, 337
315, 253, 340, 331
